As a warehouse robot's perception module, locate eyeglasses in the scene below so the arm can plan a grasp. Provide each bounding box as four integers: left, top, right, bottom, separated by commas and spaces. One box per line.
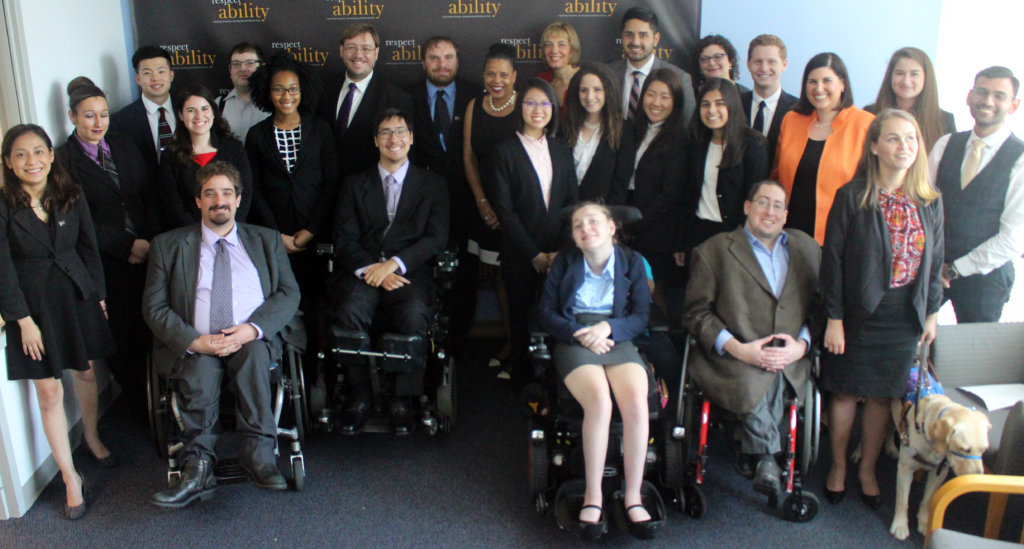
523, 100, 553, 108
699, 53, 727, 65
271, 87, 302, 96
343, 45, 377, 55
377, 127, 410, 139
229, 60, 262, 70
753, 197, 786, 212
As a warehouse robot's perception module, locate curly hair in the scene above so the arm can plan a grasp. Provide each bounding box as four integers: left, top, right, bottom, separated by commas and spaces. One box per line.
249, 51, 323, 115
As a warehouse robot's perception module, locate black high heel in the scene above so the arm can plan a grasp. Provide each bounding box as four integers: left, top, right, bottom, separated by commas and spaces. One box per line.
63, 471, 86, 520
578, 504, 607, 541
860, 490, 882, 510
823, 487, 846, 504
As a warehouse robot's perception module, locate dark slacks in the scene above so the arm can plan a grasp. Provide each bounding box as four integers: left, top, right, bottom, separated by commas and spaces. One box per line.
945, 262, 1014, 323
103, 258, 150, 410
501, 255, 545, 385
171, 339, 278, 465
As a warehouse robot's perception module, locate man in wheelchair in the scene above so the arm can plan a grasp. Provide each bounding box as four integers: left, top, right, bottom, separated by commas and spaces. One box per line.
143, 161, 301, 507
682, 180, 819, 496
329, 108, 449, 435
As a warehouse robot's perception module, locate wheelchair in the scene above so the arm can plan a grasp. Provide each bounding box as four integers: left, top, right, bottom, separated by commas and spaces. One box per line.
671, 335, 822, 522
146, 317, 310, 491
308, 245, 457, 436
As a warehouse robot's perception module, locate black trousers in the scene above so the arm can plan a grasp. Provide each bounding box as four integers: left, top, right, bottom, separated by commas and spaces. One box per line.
171, 339, 278, 465
945, 262, 1014, 323
501, 256, 544, 385
102, 258, 150, 410
332, 273, 432, 396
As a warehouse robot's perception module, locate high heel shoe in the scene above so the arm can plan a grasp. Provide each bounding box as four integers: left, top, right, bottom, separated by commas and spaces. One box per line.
87, 447, 118, 469
578, 505, 607, 541
823, 487, 846, 504
63, 471, 86, 520
860, 490, 882, 510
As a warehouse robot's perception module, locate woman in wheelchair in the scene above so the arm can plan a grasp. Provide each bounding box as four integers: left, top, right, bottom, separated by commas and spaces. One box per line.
537, 202, 654, 538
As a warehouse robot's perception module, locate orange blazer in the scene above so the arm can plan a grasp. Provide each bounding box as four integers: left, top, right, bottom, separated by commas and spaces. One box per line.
772, 106, 874, 244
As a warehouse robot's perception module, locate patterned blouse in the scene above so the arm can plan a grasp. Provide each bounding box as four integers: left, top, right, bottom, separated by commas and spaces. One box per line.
879, 188, 925, 288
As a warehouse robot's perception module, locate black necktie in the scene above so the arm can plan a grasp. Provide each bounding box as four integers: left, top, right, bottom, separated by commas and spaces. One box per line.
434, 89, 451, 151
336, 83, 357, 137
753, 100, 767, 134
97, 148, 135, 234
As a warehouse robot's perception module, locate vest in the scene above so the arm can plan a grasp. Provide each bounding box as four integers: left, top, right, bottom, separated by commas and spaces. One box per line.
935, 130, 1024, 261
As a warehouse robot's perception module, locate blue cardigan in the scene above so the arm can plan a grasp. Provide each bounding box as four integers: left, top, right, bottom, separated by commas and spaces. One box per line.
538, 244, 651, 345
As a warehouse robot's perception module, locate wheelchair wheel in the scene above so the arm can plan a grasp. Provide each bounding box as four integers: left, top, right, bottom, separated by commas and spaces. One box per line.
287, 348, 306, 443
683, 482, 707, 518
800, 379, 821, 477
292, 456, 305, 491
660, 422, 685, 490
528, 420, 549, 513
436, 354, 457, 431
781, 492, 819, 522
146, 354, 171, 459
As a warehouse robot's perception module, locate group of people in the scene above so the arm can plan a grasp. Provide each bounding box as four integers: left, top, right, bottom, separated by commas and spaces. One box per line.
0, 5, 1021, 539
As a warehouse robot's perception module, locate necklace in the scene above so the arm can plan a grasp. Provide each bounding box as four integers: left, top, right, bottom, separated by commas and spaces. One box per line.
583, 120, 601, 129
812, 121, 831, 130
489, 90, 516, 113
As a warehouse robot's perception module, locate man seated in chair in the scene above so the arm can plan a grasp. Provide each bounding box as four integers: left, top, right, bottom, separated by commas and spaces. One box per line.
144, 160, 300, 507
330, 107, 449, 435
682, 180, 819, 495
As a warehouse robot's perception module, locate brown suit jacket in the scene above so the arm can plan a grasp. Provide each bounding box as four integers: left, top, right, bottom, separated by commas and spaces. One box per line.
683, 226, 820, 414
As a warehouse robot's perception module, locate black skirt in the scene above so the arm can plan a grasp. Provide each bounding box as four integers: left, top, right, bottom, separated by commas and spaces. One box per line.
819, 285, 919, 398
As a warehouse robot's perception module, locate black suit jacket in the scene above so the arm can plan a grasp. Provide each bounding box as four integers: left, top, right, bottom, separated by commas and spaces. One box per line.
741, 89, 797, 169
630, 131, 687, 253
156, 132, 253, 231
821, 178, 945, 341
490, 135, 579, 262
679, 132, 769, 250
0, 196, 105, 323
56, 132, 159, 262
332, 163, 449, 282
143, 222, 300, 376
110, 98, 161, 180
245, 116, 339, 238
408, 77, 475, 180
573, 120, 637, 204
316, 72, 413, 178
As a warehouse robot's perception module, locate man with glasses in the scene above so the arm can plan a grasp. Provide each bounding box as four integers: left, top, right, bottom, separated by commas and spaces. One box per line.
218, 42, 269, 142
683, 180, 819, 496
316, 23, 412, 178
329, 108, 448, 435
930, 66, 1024, 323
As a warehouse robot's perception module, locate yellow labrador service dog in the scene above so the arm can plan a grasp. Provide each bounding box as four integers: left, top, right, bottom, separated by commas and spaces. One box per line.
889, 394, 990, 540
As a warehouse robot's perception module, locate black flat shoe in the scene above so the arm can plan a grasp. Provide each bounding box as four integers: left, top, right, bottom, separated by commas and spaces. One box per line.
823, 488, 846, 504
578, 504, 607, 541
860, 490, 882, 510
625, 504, 658, 540
88, 448, 118, 469
63, 472, 86, 520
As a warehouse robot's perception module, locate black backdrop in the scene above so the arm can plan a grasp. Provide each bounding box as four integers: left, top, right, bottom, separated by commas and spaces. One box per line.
131, 0, 700, 96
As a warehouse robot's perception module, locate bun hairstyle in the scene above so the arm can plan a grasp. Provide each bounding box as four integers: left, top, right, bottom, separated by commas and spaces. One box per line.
67, 76, 106, 112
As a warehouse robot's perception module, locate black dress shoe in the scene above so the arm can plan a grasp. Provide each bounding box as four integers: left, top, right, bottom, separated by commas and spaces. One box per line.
239, 459, 287, 491
752, 455, 781, 496
578, 505, 607, 541
150, 458, 217, 509
625, 504, 659, 540
734, 452, 756, 479
823, 488, 846, 504
389, 397, 413, 436
340, 386, 372, 435
860, 490, 882, 510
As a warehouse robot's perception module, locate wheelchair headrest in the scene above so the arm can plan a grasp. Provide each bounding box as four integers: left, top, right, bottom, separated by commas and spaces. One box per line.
559, 204, 644, 229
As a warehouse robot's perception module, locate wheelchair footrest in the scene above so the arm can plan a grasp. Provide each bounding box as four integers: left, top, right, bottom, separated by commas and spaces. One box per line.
377, 334, 426, 373
331, 329, 371, 364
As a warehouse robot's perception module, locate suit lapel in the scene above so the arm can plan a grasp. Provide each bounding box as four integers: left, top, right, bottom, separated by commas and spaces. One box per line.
180, 227, 201, 326
513, 139, 546, 211
392, 165, 422, 227
726, 229, 776, 299
13, 208, 54, 251
72, 142, 122, 196
361, 170, 389, 233
260, 122, 292, 176
350, 76, 381, 129
239, 224, 272, 296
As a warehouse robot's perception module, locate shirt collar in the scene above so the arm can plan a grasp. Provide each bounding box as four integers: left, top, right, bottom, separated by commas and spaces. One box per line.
753, 86, 783, 106
629, 55, 656, 76
344, 71, 374, 94
141, 94, 172, 115
378, 160, 410, 184
971, 124, 1013, 149
582, 249, 616, 280
73, 133, 110, 158
426, 80, 456, 99
201, 221, 240, 249
517, 131, 547, 146
743, 225, 788, 252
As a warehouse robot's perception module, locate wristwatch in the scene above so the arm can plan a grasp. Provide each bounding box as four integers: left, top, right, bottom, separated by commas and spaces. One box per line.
947, 263, 961, 281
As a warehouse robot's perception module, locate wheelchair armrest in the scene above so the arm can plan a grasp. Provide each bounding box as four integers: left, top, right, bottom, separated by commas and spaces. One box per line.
315, 243, 334, 257
435, 250, 458, 273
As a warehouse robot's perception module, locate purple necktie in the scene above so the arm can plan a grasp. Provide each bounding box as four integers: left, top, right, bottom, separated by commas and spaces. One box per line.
336, 83, 357, 137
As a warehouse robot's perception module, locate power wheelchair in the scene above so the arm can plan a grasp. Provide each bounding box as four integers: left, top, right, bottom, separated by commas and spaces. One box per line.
146, 316, 310, 491
308, 245, 457, 436
671, 335, 822, 521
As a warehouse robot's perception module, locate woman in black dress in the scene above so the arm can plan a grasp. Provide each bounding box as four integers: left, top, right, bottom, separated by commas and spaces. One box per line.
462, 43, 520, 372
820, 109, 944, 508
157, 85, 253, 230
0, 124, 116, 519
56, 77, 158, 414
562, 62, 635, 203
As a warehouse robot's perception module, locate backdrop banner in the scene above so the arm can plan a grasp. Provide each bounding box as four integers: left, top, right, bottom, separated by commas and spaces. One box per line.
130, 0, 700, 97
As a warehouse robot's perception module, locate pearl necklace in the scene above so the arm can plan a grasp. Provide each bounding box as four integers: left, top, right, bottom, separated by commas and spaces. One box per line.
489, 90, 516, 112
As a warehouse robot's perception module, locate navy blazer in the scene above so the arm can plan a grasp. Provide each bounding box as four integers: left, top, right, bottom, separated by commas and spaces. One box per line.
538, 245, 651, 345
56, 131, 160, 262
0, 196, 105, 322
489, 134, 579, 262
331, 163, 449, 281
821, 178, 945, 341
740, 89, 797, 169
156, 132, 253, 231
245, 116, 339, 238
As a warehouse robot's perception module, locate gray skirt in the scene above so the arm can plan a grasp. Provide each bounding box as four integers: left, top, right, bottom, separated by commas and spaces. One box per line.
553, 313, 646, 380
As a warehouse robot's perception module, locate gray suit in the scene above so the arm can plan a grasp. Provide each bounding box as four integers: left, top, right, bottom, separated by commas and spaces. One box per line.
143, 222, 300, 462
608, 57, 696, 125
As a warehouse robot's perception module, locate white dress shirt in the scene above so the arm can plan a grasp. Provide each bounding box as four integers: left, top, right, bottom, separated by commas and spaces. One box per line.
336, 71, 374, 127
620, 55, 656, 120
141, 95, 174, 158
929, 125, 1024, 276
194, 223, 265, 337
749, 87, 783, 137
573, 128, 601, 183
696, 142, 724, 222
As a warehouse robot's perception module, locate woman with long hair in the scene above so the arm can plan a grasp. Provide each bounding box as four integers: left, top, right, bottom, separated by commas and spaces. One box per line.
865, 47, 955, 152
0, 124, 117, 519
157, 84, 253, 230
535, 21, 582, 107
562, 62, 635, 203
773, 52, 874, 245
820, 109, 944, 509
55, 77, 159, 415
538, 202, 655, 540
679, 77, 768, 259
